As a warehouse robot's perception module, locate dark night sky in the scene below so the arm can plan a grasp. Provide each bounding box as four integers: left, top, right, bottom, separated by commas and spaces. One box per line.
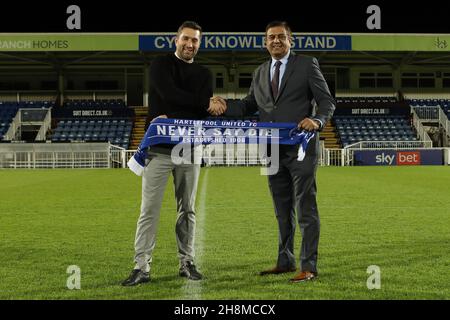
1, 1, 449, 33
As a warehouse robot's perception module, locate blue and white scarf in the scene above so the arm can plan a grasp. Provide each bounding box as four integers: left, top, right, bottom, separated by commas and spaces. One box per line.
128, 118, 315, 176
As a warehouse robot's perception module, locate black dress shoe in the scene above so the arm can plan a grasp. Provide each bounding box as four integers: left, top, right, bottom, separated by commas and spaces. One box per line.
121, 269, 150, 286
179, 262, 203, 280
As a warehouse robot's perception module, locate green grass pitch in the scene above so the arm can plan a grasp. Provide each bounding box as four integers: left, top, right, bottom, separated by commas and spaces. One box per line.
0, 166, 449, 299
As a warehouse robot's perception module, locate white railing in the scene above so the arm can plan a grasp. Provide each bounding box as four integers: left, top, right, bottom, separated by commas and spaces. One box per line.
446, 120, 450, 139
108, 143, 445, 169
203, 144, 268, 167
118, 146, 347, 168
35, 108, 52, 141
411, 106, 440, 121
322, 148, 349, 166
318, 140, 328, 166
438, 107, 450, 139
445, 148, 450, 165
0, 143, 110, 169
113, 145, 273, 168
109, 144, 127, 168
124, 150, 136, 163
411, 108, 433, 145
109, 145, 137, 168
344, 140, 433, 149
3, 110, 20, 140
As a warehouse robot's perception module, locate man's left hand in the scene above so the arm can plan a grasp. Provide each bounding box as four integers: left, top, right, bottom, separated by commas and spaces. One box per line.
208, 97, 227, 116
298, 118, 320, 131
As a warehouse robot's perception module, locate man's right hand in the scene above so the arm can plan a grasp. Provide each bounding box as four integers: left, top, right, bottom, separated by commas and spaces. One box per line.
298, 118, 320, 132
208, 96, 227, 116
151, 114, 168, 122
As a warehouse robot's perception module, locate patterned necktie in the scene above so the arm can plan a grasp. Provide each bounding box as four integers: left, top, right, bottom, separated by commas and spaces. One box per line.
271, 60, 282, 98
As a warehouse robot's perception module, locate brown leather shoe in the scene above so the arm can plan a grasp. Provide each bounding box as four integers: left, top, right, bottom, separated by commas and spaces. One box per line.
259, 266, 296, 276
289, 271, 318, 282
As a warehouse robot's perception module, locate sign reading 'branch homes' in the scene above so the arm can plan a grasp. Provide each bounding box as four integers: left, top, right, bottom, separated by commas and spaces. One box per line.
0, 40, 69, 50
0, 35, 137, 51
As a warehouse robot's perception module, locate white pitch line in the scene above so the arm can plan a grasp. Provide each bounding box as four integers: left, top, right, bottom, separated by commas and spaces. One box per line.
182, 168, 209, 300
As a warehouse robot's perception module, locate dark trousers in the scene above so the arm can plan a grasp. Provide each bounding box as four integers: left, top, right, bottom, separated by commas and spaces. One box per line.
268, 146, 320, 273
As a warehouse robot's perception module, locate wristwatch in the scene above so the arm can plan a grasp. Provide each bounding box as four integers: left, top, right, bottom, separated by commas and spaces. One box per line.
312, 118, 322, 129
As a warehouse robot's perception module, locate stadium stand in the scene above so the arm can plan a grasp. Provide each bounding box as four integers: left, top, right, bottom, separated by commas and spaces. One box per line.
1, 96, 445, 151
331, 96, 421, 147
0, 101, 54, 140
323, 96, 404, 148
221, 97, 416, 149
408, 99, 450, 119
0, 99, 134, 148
50, 99, 133, 149
0, 105, 17, 140
50, 119, 132, 149
335, 115, 417, 147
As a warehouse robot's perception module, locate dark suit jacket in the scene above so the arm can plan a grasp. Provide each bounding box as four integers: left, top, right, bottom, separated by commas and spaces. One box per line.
227, 51, 336, 157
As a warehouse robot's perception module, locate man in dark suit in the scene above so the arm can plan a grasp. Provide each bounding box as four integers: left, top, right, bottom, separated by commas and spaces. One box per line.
220, 21, 335, 282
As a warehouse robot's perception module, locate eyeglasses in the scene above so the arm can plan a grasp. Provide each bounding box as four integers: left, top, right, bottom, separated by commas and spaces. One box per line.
266, 34, 289, 41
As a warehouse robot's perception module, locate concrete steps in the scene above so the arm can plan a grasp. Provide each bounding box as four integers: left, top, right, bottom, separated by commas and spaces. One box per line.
321, 122, 341, 149
129, 107, 148, 150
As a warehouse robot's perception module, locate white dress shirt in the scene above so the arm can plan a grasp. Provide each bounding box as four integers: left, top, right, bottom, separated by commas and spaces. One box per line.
270, 52, 290, 89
